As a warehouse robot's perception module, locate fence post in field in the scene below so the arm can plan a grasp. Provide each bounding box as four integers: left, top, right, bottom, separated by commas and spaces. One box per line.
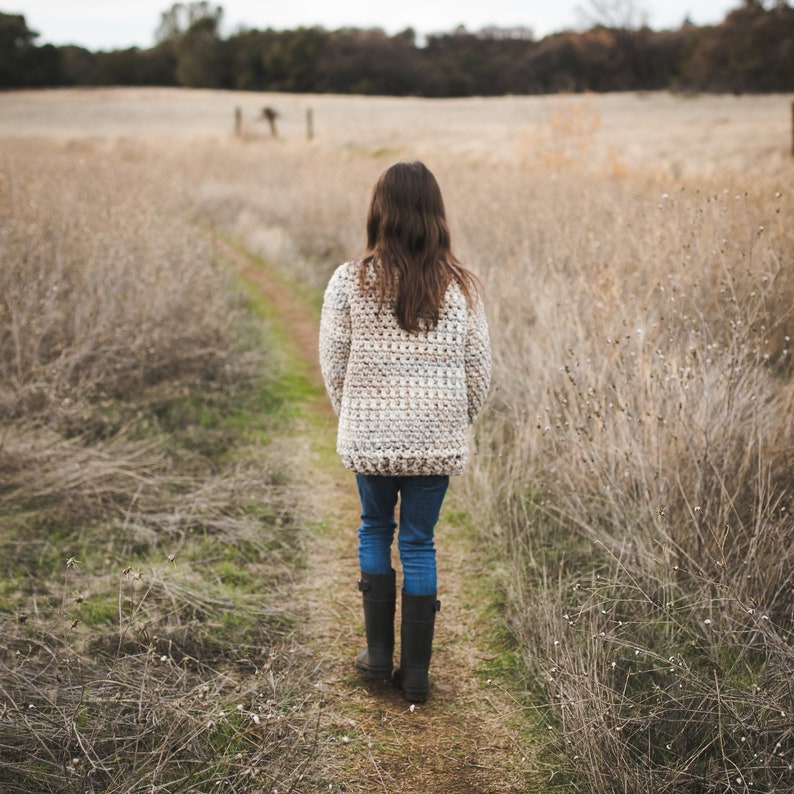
263, 107, 278, 137
234, 107, 242, 137
791, 101, 794, 157
307, 108, 314, 141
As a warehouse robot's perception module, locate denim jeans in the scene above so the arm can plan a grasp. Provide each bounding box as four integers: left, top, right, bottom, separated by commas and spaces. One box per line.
355, 474, 450, 596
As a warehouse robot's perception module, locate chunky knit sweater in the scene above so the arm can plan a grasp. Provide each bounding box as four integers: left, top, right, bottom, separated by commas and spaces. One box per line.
319, 260, 491, 476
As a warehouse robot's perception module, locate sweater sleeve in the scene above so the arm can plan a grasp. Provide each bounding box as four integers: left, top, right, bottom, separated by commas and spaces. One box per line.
465, 292, 492, 424
319, 265, 352, 416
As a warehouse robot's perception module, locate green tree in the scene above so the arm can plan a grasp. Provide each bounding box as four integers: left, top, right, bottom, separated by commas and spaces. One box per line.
683, 1, 794, 91
0, 12, 61, 87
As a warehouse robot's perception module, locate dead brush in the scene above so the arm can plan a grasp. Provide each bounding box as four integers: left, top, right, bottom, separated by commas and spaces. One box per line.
460, 168, 794, 791
0, 139, 323, 791
0, 139, 236, 425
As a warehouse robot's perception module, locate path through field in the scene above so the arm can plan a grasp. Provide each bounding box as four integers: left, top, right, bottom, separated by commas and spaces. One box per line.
215, 237, 538, 793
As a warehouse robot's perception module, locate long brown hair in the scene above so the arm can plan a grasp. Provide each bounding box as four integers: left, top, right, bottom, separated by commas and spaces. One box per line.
361, 161, 476, 333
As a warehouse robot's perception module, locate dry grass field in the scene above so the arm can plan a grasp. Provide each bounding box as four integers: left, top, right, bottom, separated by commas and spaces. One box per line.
1, 87, 793, 792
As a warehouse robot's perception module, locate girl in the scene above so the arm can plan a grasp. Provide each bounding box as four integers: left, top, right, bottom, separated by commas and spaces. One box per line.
319, 161, 491, 702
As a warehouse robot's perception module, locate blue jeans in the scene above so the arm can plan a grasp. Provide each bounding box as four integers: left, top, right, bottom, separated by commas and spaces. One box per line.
355, 474, 450, 596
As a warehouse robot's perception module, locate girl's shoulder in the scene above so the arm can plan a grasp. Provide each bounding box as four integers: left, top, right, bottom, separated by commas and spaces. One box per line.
326, 260, 360, 291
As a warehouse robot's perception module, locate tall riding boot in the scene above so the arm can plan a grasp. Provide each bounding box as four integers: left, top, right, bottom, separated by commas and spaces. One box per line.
393, 591, 440, 703
355, 570, 396, 680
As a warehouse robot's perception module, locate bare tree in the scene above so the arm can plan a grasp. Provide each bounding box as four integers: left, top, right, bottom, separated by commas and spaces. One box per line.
576, 0, 649, 29
155, 2, 224, 45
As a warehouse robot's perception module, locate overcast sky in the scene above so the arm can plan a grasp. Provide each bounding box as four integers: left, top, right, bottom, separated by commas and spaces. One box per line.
11, 0, 742, 51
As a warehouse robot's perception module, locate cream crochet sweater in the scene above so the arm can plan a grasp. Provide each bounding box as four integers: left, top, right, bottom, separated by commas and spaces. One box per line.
319, 260, 491, 476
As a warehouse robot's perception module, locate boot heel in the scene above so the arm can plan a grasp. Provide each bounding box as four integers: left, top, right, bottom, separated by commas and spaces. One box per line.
355, 648, 392, 680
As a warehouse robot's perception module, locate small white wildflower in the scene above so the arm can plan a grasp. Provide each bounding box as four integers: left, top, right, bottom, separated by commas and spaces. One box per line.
704, 619, 712, 626
252, 714, 261, 725
409, 704, 416, 713
341, 735, 349, 743
236, 704, 244, 712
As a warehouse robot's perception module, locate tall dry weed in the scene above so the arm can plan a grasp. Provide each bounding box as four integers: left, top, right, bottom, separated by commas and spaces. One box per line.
0, 140, 235, 423
0, 139, 321, 790
454, 165, 794, 791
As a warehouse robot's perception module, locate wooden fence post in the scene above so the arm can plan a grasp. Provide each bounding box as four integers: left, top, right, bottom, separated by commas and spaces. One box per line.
234, 107, 242, 137
306, 108, 314, 141
791, 101, 794, 157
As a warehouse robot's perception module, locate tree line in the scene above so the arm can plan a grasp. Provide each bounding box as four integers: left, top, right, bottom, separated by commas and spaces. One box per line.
1, 1, 793, 94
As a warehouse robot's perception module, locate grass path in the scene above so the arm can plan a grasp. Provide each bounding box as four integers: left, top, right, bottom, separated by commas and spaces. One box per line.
216, 236, 541, 792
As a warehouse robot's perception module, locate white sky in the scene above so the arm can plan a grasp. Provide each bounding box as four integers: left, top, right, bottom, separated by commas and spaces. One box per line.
9, 0, 742, 51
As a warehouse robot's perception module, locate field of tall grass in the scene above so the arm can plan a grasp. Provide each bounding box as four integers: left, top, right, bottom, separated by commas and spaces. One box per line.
0, 138, 322, 791
2, 87, 793, 791
461, 168, 793, 792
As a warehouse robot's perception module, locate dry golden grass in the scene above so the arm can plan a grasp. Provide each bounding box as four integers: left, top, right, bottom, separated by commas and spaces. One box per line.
1, 87, 793, 791
2, 87, 792, 180
0, 124, 322, 791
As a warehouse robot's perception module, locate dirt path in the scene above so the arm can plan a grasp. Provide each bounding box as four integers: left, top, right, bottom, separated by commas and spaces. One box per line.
215, 237, 535, 793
